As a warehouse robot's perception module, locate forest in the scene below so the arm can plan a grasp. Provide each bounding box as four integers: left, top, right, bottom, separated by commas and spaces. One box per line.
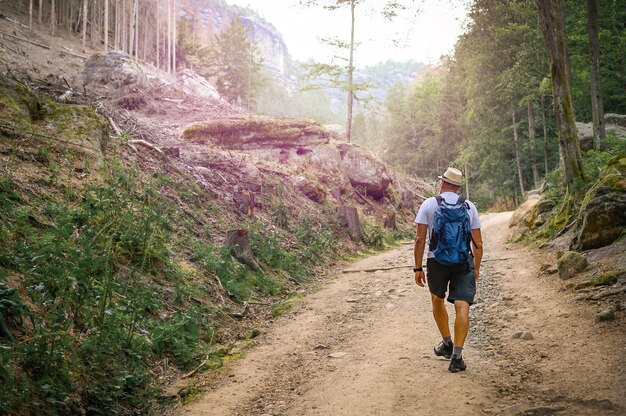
371, 0, 625, 209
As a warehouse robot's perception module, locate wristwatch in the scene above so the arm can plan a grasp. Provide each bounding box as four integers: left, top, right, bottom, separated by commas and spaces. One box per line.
413, 267, 423, 272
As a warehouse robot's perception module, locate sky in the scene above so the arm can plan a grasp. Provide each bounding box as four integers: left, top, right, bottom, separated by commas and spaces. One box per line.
225, 0, 470, 67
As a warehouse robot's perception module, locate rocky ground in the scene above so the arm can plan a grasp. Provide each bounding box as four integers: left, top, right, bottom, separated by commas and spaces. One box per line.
172, 212, 625, 416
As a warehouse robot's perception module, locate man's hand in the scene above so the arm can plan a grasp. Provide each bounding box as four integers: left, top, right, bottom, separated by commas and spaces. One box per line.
415, 270, 426, 287
474, 267, 480, 281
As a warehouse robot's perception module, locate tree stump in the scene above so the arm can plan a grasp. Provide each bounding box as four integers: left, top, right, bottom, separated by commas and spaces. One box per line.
224, 229, 261, 271
337, 206, 363, 242
402, 190, 414, 212
233, 191, 255, 216
383, 211, 396, 230
331, 187, 343, 204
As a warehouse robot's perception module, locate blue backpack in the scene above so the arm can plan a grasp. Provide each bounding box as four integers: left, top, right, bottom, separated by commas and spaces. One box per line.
429, 195, 473, 266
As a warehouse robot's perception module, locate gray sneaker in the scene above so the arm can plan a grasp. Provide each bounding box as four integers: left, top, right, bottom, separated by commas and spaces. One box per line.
433, 341, 453, 359
448, 356, 467, 372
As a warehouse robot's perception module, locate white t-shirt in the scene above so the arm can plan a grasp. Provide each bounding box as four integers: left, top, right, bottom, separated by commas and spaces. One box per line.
413, 192, 481, 258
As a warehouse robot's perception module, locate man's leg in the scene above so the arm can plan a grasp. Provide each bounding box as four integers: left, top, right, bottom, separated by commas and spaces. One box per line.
453, 300, 470, 347
431, 294, 451, 338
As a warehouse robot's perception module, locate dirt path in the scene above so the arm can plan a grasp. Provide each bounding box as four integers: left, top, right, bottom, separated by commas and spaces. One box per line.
177, 212, 625, 416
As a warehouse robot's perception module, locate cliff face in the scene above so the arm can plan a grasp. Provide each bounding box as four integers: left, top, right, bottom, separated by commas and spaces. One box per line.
179, 0, 289, 75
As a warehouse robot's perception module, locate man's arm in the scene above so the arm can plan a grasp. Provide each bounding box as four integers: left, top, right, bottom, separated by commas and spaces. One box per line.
471, 228, 483, 280
414, 223, 428, 287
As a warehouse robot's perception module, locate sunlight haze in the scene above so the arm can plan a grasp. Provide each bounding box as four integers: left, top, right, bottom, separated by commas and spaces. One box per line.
226, 0, 469, 66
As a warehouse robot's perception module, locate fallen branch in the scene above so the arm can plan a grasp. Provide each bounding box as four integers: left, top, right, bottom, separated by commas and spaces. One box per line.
59, 47, 88, 60
353, 188, 375, 208
128, 139, 164, 155
0, 30, 50, 49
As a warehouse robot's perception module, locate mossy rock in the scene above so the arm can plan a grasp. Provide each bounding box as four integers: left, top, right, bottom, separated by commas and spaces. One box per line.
571, 164, 626, 250
182, 115, 331, 149
557, 251, 588, 280
591, 269, 626, 286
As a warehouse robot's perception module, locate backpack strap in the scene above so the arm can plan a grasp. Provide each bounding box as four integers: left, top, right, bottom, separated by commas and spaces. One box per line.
435, 195, 443, 205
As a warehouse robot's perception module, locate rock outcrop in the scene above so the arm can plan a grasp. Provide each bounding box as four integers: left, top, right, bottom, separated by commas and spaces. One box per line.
571, 155, 626, 251
82, 51, 148, 88
183, 116, 330, 149
576, 113, 626, 151
340, 144, 391, 199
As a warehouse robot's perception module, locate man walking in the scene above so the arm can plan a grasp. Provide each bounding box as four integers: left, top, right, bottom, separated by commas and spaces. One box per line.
413, 167, 483, 372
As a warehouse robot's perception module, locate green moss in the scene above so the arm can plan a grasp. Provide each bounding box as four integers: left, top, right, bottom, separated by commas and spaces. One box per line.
591, 269, 625, 286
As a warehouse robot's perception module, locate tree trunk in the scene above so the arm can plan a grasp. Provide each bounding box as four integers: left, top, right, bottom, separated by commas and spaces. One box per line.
383, 211, 396, 230
167, 0, 171, 73
50, 0, 56, 35
122, 0, 126, 53
337, 205, 363, 242
82, 0, 87, 51
401, 190, 414, 212
172, 0, 176, 74
512, 103, 525, 194
29, 0, 33, 29
224, 229, 261, 271
586, 0, 606, 149
90, 0, 97, 49
536, 0, 584, 190
104, 0, 108, 52
540, 94, 550, 175
38, 0, 42, 24
156, 0, 160, 69
527, 101, 540, 187
134, 0, 138, 60
346, 0, 356, 143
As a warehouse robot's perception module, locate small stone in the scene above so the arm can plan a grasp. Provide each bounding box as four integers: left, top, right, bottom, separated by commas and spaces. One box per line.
503, 312, 517, 321
374, 290, 383, 297
328, 352, 348, 358
346, 298, 359, 303
313, 344, 330, 350
597, 308, 616, 322
512, 332, 523, 339
521, 332, 534, 340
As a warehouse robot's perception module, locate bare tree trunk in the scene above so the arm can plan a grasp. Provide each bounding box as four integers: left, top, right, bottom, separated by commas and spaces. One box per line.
128, 0, 135, 57
540, 94, 550, 175
172, 0, 176, 74
122, 0, 126, 53
528, 101, 540, 188
104, 0, 108, 52
586, 0, 606, 149
167, 0, 171, 73
38, 0, 43, 24
29, 0, 33, 29
536, 0, 584, 190
512, 103, 525, 194
346, 0, 356, 143
82, 0, 87, 51
142, 2, 148, 61
156, 0, 160, 69
133, 0, 138, 60
90, 0, 97, 48
50, 0, 56, 35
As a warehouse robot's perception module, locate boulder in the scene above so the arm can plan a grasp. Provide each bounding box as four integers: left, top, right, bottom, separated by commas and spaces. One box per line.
340, 144, 391, 199
557, 251, 588, 280
576, 119, 626, 151
82, 51, 148, 88
571, 158, 626, 250
571, 191, 626, 250
605, 113, 626, 128
183, 115, 331, 149
177, 68, 221, 101
508, 197, 539, 228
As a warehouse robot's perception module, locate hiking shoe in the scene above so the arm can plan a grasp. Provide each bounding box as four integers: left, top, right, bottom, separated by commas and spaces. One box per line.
434, 341, 453, 359
448, 356, 467, 373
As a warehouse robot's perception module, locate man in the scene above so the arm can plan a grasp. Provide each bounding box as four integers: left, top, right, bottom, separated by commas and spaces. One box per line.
413, 167, 483, 372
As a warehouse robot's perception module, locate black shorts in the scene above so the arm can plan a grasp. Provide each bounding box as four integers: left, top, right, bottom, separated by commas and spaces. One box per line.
426, 257, 476, 305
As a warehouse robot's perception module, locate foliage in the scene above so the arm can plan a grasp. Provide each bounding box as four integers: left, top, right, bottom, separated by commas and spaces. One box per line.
377, 0, 624, 209
205, 18, 264, 109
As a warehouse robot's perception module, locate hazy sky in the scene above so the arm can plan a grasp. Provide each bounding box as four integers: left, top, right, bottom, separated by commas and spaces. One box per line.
226, 0, 469, 66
